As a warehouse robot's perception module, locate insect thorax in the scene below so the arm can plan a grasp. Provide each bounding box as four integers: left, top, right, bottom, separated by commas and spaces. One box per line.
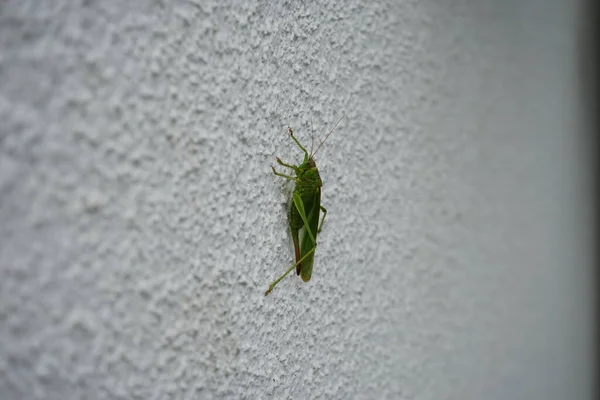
297, 159, 322, 190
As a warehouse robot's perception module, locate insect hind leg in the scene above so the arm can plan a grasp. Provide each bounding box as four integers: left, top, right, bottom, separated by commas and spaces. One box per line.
318, 205, 327, 233
265, 247, 316, 296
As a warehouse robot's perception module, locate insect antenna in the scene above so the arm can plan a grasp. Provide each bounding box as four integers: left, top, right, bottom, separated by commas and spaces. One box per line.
309, 118, 315, 156
312, 114, 346, 157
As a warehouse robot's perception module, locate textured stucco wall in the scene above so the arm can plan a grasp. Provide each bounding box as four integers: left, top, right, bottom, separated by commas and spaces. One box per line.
0, 1, 593, 399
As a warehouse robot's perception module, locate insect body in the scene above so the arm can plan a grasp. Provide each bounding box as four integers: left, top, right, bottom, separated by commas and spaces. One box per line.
265, 115, 345, 295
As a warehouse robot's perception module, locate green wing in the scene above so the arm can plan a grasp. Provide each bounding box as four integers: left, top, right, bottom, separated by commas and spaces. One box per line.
293, 189, 320, 282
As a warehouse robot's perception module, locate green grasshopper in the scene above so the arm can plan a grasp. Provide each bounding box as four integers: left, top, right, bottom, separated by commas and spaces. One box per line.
265, 115, 345, 295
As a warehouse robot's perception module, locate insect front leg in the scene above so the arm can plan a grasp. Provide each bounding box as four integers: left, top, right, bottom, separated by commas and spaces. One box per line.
288, 127, 309, 158
318, 205, 327, 233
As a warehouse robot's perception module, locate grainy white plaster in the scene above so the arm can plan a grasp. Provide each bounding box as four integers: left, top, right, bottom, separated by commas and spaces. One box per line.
0, 1, 593, 399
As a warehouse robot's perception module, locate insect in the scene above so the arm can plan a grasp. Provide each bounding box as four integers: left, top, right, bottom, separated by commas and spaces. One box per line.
265, 114, 345, 295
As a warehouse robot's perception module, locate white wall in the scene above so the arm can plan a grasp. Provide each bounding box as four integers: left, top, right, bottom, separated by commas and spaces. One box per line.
0, 1, 593, 399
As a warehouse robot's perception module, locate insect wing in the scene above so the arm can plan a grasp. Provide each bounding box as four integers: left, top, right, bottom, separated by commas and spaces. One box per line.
299, 188, 320, 282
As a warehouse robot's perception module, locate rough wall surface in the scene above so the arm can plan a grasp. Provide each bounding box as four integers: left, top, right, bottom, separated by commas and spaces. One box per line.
0, 1, 592, 399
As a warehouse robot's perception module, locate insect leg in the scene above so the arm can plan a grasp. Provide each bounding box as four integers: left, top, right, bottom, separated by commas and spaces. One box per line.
292, 192, 316, 244
275, 157, 301, 172
288, 128, 309, 158
264, 247, 316, 295
271, 166, 297, 180
318, 206, 327, 233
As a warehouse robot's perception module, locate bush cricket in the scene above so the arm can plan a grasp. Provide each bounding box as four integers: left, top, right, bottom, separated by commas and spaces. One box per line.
265, 115, 345, 295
